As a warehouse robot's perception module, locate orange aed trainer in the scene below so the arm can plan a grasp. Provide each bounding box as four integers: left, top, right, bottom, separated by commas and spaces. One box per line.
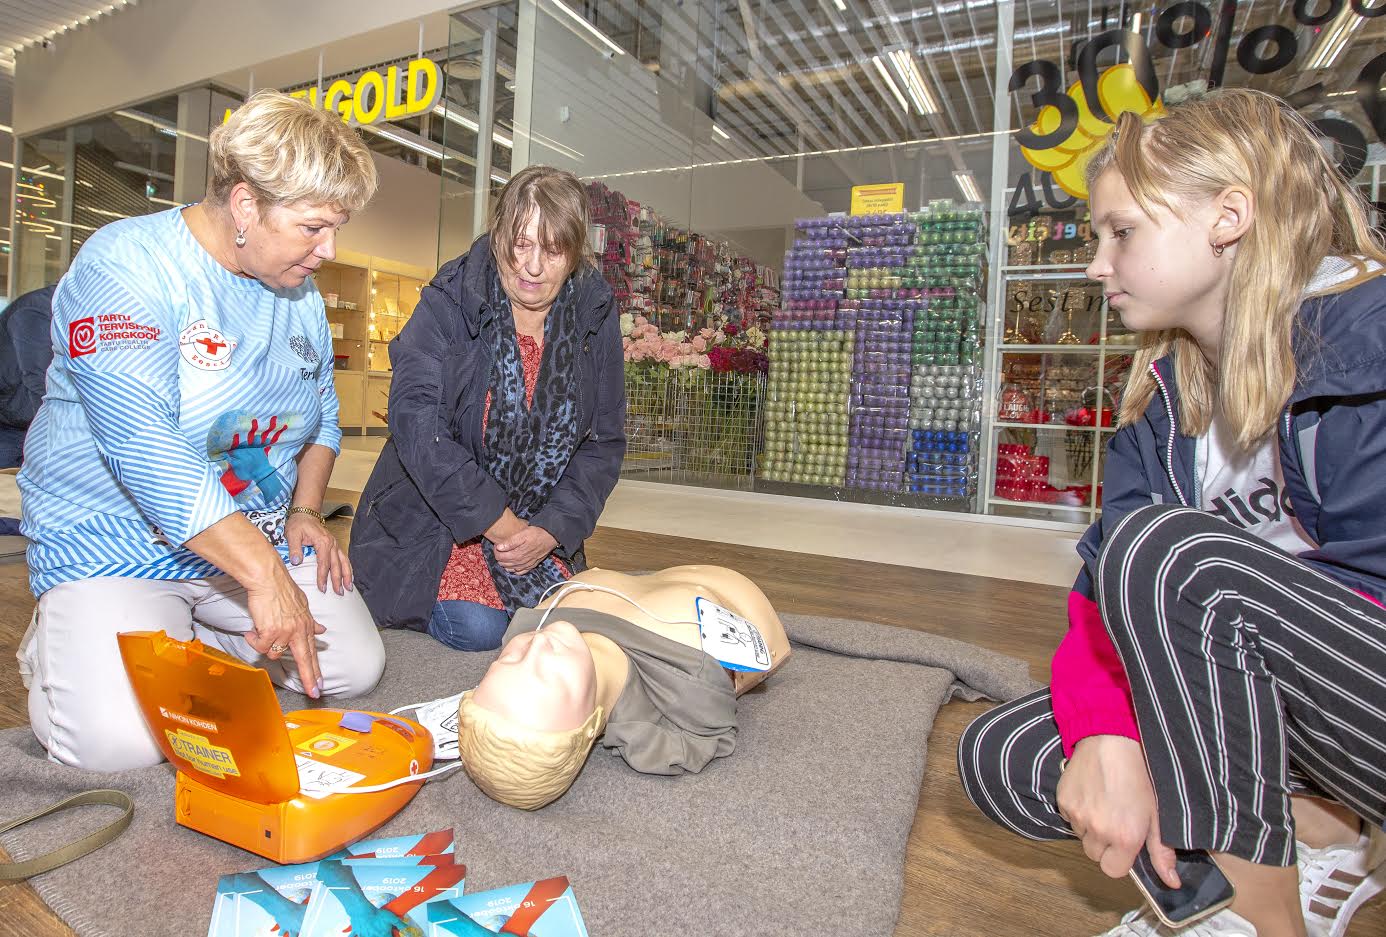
117, 630, 434, 864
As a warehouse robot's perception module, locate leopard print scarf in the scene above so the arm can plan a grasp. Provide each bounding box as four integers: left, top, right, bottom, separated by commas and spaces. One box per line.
479, 267, 586, 613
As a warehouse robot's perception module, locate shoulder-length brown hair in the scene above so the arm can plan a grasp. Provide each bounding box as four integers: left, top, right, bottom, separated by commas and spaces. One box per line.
489, 165, 592, 278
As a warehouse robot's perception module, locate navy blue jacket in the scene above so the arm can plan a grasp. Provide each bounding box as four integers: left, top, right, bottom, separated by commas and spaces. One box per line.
1074, 271, 1386, 604
349, 237, 626, 631
1049, 270, 1386, 753
0, 285, 57, 429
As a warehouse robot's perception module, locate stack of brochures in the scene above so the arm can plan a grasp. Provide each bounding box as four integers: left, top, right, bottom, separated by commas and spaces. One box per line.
208, 829, 588, 937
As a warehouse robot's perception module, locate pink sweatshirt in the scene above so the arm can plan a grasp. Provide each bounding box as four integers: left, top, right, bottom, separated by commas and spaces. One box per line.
1050, 591, 1138, 758
1051, 585, 1384, 759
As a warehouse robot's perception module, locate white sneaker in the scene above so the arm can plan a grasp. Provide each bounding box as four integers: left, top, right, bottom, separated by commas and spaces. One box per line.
1299, 824, 1386, 937
1097, 907, 1258, 936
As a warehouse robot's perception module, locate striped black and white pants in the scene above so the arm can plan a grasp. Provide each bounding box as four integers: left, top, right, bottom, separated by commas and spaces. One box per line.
958, 504, 1386, 866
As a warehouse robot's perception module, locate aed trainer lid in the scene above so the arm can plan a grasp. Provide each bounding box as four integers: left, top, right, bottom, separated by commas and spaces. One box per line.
118, 630, 299, 804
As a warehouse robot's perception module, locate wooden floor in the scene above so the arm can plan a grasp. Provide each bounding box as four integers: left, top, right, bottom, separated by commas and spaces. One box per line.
1, 508, 1383, 936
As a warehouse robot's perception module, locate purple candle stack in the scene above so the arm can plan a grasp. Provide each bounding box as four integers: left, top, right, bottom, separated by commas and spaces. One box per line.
846, 305, 914, 490
773, 219, 850, 332
840, 214, 920, 492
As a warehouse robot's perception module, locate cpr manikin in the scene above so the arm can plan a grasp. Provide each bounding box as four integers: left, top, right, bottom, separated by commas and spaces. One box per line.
456, 566, 792, 809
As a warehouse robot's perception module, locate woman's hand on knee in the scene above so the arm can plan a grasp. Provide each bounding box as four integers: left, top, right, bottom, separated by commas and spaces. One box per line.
1058, 734, 1178, 885
246, 567, 327, 699
286, 511, 352, 595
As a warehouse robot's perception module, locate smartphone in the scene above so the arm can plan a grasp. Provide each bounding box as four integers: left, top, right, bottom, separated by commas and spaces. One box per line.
1129, 847, 1236, 928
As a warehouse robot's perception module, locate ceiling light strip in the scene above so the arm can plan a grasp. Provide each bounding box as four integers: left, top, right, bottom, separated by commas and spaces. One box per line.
872, 55, 910, 116
952, 171, 983, 202
548, 0, 626, 57
584, 127, 1015, 181
432, 105, 514, 149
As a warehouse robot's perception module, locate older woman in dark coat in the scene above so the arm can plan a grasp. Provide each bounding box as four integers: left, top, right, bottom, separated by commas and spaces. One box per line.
350, 166, 626, 649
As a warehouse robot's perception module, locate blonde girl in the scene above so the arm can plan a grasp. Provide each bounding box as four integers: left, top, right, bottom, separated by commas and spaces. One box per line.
959, 88, 1386, 937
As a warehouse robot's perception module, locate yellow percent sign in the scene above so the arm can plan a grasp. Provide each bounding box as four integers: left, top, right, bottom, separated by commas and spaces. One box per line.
1020, 64, 1165, 200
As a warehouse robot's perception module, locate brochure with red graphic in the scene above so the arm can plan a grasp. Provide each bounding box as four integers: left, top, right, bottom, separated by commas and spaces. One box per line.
327, 828, 456, 860
299, 859, 468, 937
424, 876, 588, 937
207, 829, 461, 937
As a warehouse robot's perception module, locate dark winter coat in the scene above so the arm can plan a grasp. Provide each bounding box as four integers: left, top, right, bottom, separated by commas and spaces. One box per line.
349, 237, 626, 631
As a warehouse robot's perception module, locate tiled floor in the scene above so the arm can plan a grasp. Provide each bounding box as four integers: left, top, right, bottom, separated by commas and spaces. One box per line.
330, 436, 1082, 587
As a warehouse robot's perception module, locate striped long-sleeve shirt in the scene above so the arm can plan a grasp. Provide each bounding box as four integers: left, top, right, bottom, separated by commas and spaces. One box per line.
19, 207, 341, 595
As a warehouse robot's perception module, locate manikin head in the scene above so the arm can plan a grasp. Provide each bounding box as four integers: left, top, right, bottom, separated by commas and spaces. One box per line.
456, 620, 604, 810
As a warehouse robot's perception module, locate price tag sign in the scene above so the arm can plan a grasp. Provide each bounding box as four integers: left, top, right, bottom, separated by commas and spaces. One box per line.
850, 183, 905, 215
694, 597, 772, 672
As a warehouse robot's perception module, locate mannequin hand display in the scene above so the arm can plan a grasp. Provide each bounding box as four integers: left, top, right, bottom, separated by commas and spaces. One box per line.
493, 524, 557, 575
245, 566, 326, 698
285, 511, 352, 595
317, 860, 412, 937
1057, 734, 1180, 888
342, 904, 411, 937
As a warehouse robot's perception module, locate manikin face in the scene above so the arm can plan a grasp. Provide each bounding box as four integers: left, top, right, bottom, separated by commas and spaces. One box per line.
240, 199, 347, 291
471, 619, 597, 732
1085, 167, 1229, 340
498, 211, 571, 318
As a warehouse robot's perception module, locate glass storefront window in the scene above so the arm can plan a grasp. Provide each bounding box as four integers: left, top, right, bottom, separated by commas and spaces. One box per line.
503, 0, 1385, 525
439, 2, 522, 261
10, 88, 234, 296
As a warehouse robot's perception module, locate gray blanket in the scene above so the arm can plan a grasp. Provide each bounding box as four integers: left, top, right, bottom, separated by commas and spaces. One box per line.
0, 614, 1036, 937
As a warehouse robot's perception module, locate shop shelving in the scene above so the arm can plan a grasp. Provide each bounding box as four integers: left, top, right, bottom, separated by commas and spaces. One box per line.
981, 266, 1133, 525
311, 252, 430, 435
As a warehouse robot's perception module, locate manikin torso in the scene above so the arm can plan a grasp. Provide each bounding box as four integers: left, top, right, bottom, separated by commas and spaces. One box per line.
471, 565, 792, 735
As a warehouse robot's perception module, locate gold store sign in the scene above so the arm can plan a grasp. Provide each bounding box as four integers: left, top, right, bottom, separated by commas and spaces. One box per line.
225, 57, 442, 127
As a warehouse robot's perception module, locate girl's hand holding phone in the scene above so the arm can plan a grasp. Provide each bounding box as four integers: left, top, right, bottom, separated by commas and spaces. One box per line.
1057, 734, 1182, 889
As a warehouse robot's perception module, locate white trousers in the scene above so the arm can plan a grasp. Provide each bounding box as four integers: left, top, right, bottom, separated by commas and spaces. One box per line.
19, 555, 386, 772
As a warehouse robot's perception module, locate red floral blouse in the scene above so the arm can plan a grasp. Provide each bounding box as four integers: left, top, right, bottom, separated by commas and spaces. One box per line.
437, 334, 569, 606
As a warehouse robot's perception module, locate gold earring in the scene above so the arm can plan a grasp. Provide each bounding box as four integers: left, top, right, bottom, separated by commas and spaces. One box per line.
1212, 242, 1225, 256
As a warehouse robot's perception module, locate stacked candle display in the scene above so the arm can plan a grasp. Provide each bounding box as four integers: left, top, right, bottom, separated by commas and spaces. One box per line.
840, 214, 919, 492
775, 219, 849, 331
907, 366, 979, 497
766, 205, 986, 499
908, 201, 984, 369
905, 201, 986, 502
846, 306, 913, 489
759, 330, 853, 485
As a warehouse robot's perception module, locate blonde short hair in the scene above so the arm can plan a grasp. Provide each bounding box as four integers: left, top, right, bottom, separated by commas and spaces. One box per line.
456, 690, 602, 810
208, 90, 378, 213
489, 165, 592, 277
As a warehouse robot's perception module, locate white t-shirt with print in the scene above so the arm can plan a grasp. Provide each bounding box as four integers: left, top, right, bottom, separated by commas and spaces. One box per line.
1196, 409, 1316, 555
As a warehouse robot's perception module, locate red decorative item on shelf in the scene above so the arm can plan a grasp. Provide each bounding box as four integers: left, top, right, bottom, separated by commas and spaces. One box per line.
993, 442, 1052, 502
1063, 405, 1112, 427
995, 441, 1095, 509
998, 387, 1032, 422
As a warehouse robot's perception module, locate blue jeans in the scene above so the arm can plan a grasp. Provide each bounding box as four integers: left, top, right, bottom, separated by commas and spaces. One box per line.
428, 600, 511, 651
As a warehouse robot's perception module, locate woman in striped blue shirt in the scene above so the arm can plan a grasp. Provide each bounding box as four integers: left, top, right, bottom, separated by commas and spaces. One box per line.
18, 92, 386, 771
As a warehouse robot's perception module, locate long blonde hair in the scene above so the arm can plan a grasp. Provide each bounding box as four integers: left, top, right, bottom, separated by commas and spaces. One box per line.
1085, 89, 1386, 448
